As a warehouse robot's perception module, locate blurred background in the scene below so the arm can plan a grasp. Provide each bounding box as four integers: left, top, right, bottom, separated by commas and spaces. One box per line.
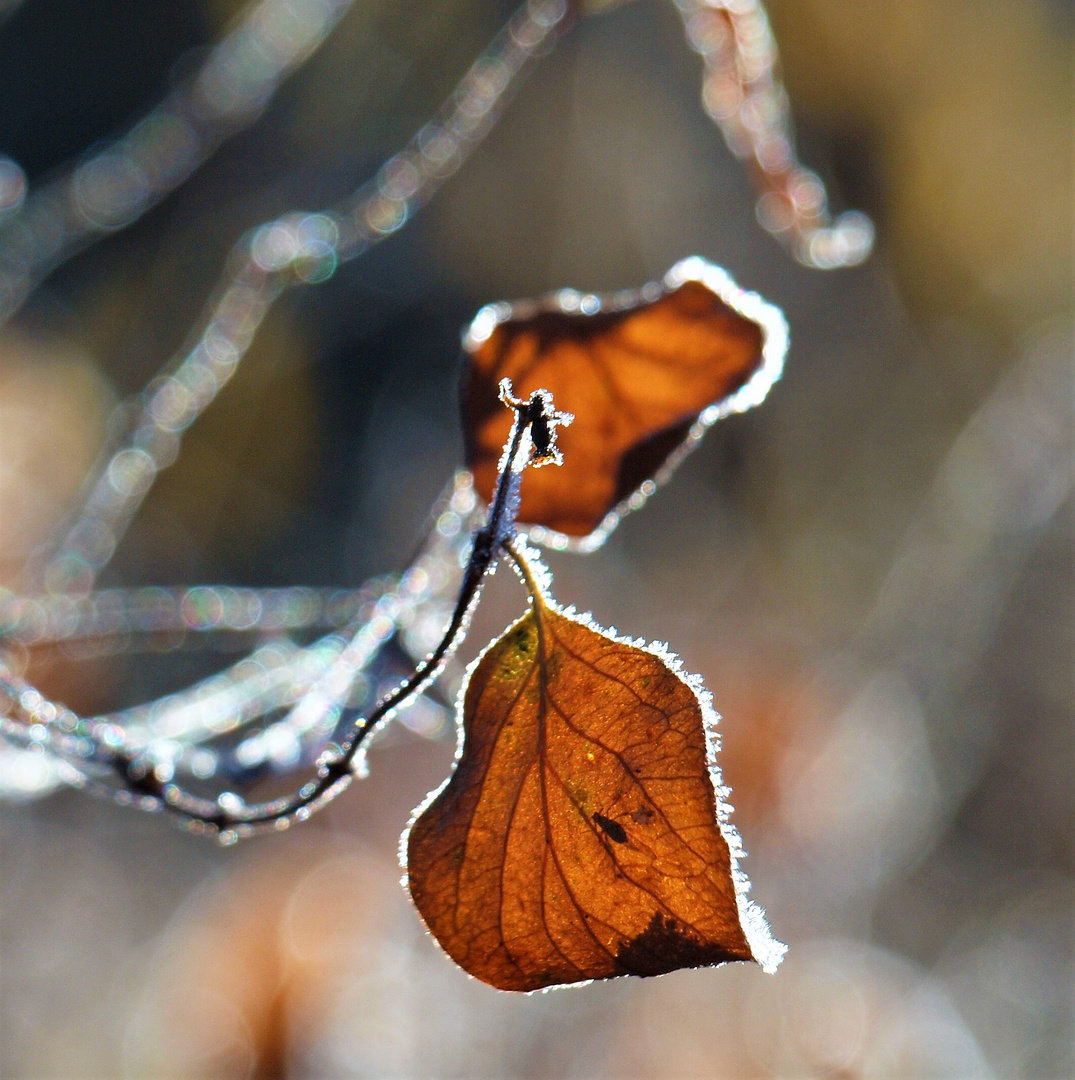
0, 0, 1071, 1076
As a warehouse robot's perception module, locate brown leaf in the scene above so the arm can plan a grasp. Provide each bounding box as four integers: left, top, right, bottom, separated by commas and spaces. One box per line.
461, 257, 787, 548
404, 585, 783, 991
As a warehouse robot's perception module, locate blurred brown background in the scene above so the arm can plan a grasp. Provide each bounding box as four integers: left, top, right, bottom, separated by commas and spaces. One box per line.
0, 0, 1071, 1076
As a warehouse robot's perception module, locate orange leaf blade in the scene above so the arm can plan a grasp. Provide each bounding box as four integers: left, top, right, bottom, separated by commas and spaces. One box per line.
405, 597, 783, 991
461, 257, 788, 549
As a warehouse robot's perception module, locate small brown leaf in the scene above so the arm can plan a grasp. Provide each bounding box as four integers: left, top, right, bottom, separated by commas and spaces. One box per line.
404, 581, 783, 991
461, 257, 787, 548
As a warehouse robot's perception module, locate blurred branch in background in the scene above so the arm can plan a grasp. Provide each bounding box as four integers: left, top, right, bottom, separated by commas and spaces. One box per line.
0, 0, 1070, 1076
0, 0, 356, 323
29, 0, 569, 598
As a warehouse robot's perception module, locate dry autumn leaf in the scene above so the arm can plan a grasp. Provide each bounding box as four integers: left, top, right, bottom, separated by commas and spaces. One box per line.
461, 257, 788, 549
405, 546, 784, 991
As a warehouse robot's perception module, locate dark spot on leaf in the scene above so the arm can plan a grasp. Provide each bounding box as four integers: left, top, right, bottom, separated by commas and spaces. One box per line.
614, 418, 695, 505
593, 812, 627, 844
630, 805, 655, 825
616, 912, 750, 977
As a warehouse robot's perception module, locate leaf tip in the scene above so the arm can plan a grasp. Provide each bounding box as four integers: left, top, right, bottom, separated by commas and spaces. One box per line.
738, 894, 788, 974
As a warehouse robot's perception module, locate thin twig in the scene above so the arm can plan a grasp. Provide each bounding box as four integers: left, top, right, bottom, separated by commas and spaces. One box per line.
93, 397, 537, 836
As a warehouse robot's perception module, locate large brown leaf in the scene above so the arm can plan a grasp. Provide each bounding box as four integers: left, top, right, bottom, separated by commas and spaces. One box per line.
461, 257, 787, 549
405, 586, 783, 991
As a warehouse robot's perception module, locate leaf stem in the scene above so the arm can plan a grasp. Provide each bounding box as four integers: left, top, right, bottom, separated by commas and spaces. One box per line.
502, 536, 545, 607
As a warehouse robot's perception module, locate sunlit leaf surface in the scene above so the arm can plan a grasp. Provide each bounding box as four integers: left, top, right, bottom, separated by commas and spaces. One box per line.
461, 257, 787, 548
405, 586, 781, 991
